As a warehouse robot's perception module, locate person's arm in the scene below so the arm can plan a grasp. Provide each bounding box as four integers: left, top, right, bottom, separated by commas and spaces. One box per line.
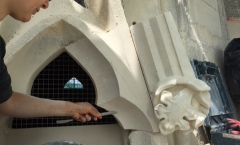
0, 91, 102, 122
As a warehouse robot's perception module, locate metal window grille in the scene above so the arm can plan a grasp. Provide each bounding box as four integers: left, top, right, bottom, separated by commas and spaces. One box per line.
12, 52, 117, 129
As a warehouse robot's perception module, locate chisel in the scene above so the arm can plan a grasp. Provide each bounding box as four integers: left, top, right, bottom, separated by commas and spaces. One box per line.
56, 111, 117, 124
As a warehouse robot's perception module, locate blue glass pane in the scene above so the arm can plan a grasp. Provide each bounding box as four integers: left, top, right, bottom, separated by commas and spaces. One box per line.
64, 77, 83, 89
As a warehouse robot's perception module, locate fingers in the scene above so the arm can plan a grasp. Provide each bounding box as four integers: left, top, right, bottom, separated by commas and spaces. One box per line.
72, 102, 102, 122
80, 115, 87, 122
77, 102, 102, 119
93, 116, 98, 121
85, 102, 102, 119
74, 114, 90, 122
76, 114, 97, 122
85, 114, 92, 121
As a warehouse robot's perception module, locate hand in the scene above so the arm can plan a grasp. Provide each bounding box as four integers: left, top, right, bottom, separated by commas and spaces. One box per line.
70, 102, 102, 122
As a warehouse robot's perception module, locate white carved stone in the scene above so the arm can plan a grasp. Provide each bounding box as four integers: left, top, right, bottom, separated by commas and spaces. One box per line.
129, 131, 168, 145
130, 11, 211, 145
154, 76, 210, 135
0, 0, 159, 144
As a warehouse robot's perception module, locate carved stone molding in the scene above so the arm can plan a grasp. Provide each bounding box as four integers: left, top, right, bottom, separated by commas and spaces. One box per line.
130, 11, 211, 143
154, 76, 210, 135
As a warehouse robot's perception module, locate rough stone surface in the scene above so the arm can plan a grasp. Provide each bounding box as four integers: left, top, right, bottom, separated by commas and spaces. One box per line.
224, 0, 240, 18
170, 0, 228, 70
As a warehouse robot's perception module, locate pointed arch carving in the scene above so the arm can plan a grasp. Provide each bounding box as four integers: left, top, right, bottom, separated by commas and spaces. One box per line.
7, 19, 157, 132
